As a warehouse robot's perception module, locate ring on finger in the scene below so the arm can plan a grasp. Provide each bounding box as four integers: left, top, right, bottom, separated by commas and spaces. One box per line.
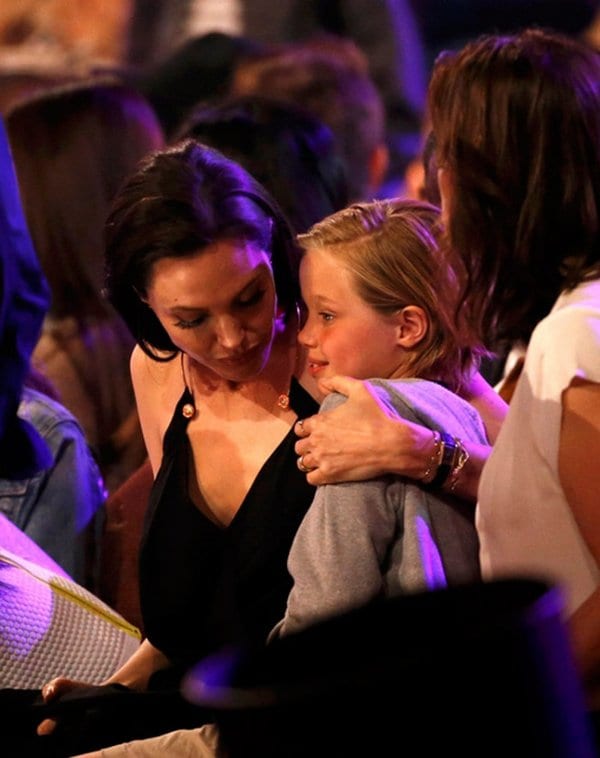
297, 455, 311, 473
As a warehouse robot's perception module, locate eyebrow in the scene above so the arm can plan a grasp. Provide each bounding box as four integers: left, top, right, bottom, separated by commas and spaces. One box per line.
166, 272, 265, 315
311, 293, 339, 307
168, 305, 209, 315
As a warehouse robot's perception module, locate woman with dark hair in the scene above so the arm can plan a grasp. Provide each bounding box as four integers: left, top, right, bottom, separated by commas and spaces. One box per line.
176, 94, 349, 234
31, 140, 320, 754
104, 138, 317, 676
5, 78, 164, 493
427, 29, 600, 709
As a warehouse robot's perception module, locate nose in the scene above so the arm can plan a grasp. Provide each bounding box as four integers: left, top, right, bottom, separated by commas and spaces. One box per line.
214, 315, 245, 349
298, 314, 316, 347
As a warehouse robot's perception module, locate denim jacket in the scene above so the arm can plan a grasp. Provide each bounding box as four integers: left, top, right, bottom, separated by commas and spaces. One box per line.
0, 387, 106, 585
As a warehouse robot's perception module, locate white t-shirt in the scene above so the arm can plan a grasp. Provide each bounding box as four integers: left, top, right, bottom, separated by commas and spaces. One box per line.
477, 278, 600, 615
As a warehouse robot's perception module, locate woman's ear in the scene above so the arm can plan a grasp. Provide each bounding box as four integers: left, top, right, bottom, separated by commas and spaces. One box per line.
395, 305, 429, 348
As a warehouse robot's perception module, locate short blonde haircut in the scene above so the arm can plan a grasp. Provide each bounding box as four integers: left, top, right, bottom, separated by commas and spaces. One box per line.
297, 199, 478, 391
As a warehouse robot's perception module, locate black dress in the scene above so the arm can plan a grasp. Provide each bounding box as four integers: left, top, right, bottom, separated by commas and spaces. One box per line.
140, 376, 318, 685
4, 378, 318, 756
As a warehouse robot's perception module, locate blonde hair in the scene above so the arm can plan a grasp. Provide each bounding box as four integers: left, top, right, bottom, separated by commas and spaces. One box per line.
297, 199, 478, 391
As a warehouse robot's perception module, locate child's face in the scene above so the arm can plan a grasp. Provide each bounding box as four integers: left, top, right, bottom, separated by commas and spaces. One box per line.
299, 247, 408, 381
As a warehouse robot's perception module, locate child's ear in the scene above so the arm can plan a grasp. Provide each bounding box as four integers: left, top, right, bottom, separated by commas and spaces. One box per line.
395, 306, 428, 348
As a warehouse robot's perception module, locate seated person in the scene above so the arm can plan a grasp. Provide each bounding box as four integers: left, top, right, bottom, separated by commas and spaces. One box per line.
5, 79, 162, 494
176, 94, 349, 234
231, 39, 390, 202
0, 116, 105, 586
4, 370, 107, 587
276, 198, 489, 635
79, 198, 492, 757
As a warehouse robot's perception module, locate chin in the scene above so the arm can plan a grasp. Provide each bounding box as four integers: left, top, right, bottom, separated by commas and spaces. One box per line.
221, 347, 272, 383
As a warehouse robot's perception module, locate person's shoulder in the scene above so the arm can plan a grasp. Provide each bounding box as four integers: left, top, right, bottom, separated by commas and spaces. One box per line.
535, 279, 600, 333
371, 377, 456, 409
527, 279, 600, 386
130, 344, 178, 389
18, 386, 95, 454
130, 343, 148, 373
372, 377, 488, 442
529, 279, 600, 357
130, 346, 184, 458
19, 386, 82, 431
130, 343, 174, 373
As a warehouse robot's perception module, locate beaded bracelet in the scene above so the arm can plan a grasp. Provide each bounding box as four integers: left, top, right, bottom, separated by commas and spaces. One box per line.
428, 432, 457, 488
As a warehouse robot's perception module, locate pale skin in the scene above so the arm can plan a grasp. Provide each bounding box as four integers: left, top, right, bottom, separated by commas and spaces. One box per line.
558, 378, 600, 707
38, 238, 316, 735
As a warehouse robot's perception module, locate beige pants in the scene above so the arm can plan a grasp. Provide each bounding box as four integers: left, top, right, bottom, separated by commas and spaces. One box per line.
74, 723, 219, 758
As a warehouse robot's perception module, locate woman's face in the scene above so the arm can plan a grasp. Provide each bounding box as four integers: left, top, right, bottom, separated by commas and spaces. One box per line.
144, 239, 278, 382
298, 246, 405, 381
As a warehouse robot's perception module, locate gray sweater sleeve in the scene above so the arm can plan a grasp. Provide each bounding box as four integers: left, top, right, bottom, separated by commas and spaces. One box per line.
277, 475, 397, 637
272, 379, 486, 640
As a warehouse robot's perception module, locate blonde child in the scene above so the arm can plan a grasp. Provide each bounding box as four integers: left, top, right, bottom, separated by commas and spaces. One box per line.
276, 198, 488, 635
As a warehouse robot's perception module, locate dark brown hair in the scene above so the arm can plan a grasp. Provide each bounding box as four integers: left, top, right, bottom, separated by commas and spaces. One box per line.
176, 94, 349, 234
232, 41, 385, 202
105, 139, 302, 360
429, 29, 600, 348
6, 78, 164, 323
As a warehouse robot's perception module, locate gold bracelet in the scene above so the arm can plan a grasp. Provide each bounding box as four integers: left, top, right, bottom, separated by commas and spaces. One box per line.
421, 430, 442, 484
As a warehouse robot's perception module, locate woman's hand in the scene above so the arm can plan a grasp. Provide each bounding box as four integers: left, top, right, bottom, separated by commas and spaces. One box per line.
37, 676, 90, 736
294, 375, 434, 485
36, 638, 168, 737
295, 374, 493, 502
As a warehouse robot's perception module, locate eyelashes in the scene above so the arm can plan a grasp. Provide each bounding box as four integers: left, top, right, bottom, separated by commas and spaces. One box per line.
173, 288, 267, 330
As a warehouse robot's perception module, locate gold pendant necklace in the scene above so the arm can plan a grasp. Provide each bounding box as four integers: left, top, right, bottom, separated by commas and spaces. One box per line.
180, 333, 295, 419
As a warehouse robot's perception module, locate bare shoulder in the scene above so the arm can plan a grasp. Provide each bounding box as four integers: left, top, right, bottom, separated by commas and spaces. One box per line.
130, 345, 177, 390
130, 345, 183, 473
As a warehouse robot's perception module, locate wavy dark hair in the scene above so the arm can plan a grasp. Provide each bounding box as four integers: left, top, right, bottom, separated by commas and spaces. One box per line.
176, 94, 349, 234
5, 77, 164, 324
429, 28, 600, 349
104, 139, 301, 360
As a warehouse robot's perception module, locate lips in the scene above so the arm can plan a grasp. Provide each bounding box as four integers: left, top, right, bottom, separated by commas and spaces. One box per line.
307, 357, 328, 376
